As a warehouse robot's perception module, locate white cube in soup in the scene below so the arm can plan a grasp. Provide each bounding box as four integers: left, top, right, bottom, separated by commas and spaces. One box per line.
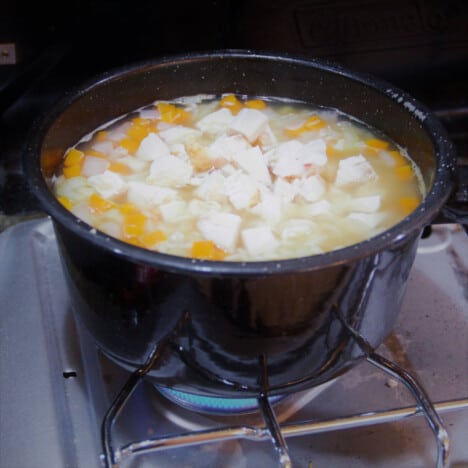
147, 155, 193, 187
136, 133, 170, 161
207, 134, 251, 161
335, 155, 378, 186
127, 181, 177, 209
197, 212, 242, 252
81, 156, 110, 177
225, 172, 259, 210
296, 175, 326, 202
158, 126, 201, 145
196, 108, 234, 135
159, 200, 189, 223
241, 226, 279, 257
298, 139, 328, 167
228, 108, 269, 143
231, 146, 272, 185
195, 171, 227, 202
88, 171, 127, 199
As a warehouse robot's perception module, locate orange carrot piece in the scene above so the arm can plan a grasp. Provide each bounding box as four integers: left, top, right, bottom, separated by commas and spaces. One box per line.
64, 148, 84, 167
245, 99, 266, 109
399, 196, 419, 215
140, 230, 167, 248
89, 193, 113, 213
63, 164, 82, 179
191, 240, 227, 260
365, 138, 389, 150
219, 94, 243, 114
396, 165, 414, 181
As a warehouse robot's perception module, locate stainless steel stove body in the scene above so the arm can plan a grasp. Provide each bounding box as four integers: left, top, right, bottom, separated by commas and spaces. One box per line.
0, 219, 467, 467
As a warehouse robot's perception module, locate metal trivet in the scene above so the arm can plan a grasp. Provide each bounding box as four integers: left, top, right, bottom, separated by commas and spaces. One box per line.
100, 336, 467, 468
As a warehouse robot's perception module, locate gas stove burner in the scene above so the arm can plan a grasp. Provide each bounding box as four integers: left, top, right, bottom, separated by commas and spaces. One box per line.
155, 385, 285, 415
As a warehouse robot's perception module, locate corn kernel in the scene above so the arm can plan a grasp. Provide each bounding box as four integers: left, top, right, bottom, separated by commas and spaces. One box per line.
125, 236, 145, 247
63, 164, 81, 178
119, 137, 140, 155
140, 230, 167, 248
399, 196, 419, 215
191, 240, 227, 260
58, 196, 73, 210
245, 99, 266, 109
64, 148, 84, 167
119, 203, 139, 214
219, 94, 243, 114
396, 165, 414, 181
365, 138, 389, 150
89, 193, 113, 213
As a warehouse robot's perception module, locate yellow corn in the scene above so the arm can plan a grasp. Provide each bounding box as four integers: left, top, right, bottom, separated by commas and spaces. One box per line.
108, 162, 132, 175
126, 123, 151, 141
95, 131, 109, 142
286, 115, 327, 136
388, 150, 407, 167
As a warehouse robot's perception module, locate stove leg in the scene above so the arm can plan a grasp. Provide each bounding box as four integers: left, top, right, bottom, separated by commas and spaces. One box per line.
367, 352, 450, 468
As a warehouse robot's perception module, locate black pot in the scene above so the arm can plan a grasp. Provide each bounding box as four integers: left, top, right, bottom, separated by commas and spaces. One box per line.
24, 51, 458, 398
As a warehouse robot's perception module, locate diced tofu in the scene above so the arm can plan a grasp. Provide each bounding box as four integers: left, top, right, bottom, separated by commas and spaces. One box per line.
335, 155, 378, 186
195, 108, 234, 135
92, 141, 114, 154
127, 181, 177, 210
159, 201, 188, 222
258, 124, 278, 151
347, 212, 386, 228
225, 172, 259, 209
195, 171, 226, 201
273, 177, 298, 203
54, 176, 94, 203
158, 126, 201, 144
305, 200, 331, 216
147, 155, 193, 187
296, 175, 326, 202
81, 156, 110, 177
188, 199, 222, 217
281, 219, 315, 241
241, 226, 279, 257
136, 133, 170, 160
298, 139, 328, 167
207, 134, 251, 161
139, 108, 160, 120
350, 195, 381, 213
197, 212, 242, 252
251, 188, 283, 224
88, 171, 127, 199
228, 108, 269, 143
232, 146, 271, 185
271, 140, 304, 177
116, 156, 149, 172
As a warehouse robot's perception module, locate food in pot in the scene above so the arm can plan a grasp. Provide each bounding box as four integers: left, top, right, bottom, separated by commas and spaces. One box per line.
52, 94, 424, 261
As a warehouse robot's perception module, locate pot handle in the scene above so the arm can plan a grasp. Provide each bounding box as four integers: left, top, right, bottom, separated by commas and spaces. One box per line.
435, 159, 468, 226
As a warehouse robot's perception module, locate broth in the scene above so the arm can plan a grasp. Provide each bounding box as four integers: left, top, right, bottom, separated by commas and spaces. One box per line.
52, 94, 424, 261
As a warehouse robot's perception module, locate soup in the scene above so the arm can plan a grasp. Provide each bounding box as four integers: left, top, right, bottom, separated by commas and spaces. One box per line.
52, 94, 424, 261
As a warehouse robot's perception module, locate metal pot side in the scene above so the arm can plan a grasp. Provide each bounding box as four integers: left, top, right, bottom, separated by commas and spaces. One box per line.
24, 52, 456, 397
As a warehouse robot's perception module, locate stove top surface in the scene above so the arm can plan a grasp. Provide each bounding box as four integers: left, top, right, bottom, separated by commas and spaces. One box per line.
0, 219, 466, 467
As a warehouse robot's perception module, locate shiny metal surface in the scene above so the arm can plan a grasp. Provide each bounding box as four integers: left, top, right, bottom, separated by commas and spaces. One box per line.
0, 218, 467, 468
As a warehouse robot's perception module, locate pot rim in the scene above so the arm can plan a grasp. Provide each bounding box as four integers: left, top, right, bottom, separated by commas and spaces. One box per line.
24, 49, 456, 276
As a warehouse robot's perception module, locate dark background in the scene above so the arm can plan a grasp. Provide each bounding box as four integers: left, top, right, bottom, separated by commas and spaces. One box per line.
1, 0, 467, 215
